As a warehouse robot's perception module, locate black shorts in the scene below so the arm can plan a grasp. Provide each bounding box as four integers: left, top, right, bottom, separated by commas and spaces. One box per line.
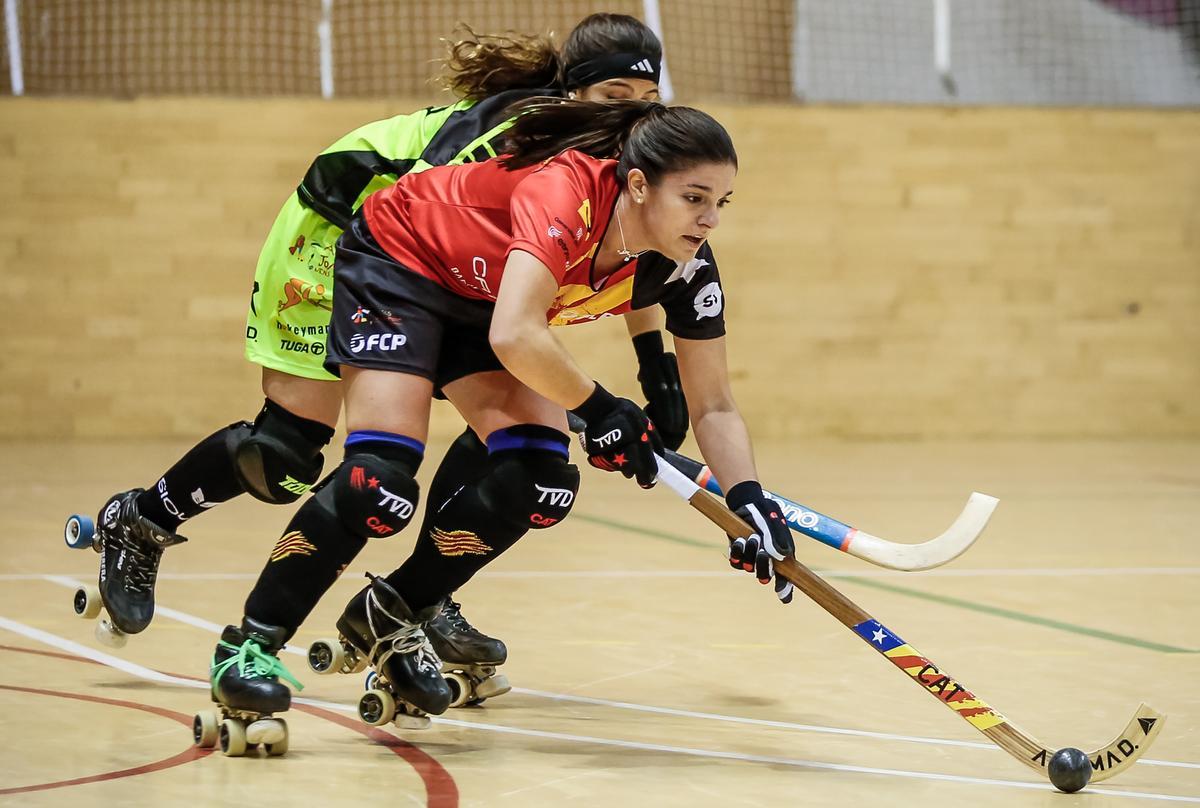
324, 214, 504, 391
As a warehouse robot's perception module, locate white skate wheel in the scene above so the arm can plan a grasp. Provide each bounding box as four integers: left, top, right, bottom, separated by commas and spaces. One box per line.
264, 718, 288, 756
193, 710, 219, 748
245, 717, 286, 746
73, 586, 102, 620
474, 672, 511, 701
444, 671, 471, 709
95, 618, 127, 649
358, 689, 396, 727
219, 718, 248, 756
307, 638, 344, 674
64, 515, 95, 549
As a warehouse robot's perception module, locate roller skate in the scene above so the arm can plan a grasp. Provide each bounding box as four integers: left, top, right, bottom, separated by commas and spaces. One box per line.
425, 598, 511, 707
307, 573, 451, 729
193, 618, 302, 757
64, 490, 187, 647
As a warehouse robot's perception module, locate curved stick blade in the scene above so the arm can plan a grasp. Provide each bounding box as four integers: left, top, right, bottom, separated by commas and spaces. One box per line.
660, 450, 998, 572
847, 492, 999, 571
1084, 704, 1166, 783
992, 704, 1166, 784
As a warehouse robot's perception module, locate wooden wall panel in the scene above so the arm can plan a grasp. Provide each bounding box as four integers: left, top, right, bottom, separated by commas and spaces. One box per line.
2, 98, 1197, 440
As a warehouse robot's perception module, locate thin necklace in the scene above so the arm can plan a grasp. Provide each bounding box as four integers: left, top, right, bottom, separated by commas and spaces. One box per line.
615, 201, 646, 261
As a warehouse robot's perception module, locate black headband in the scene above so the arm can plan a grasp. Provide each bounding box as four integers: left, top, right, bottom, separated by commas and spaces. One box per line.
563, 52, 661, 90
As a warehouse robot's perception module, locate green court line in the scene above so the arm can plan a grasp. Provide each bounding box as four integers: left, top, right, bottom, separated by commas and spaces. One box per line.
834, 576, 1199, 655
576, 511, 1200, 655
574, 513, 712, 549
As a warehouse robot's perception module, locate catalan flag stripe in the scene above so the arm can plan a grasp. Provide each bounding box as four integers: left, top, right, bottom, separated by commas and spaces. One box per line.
853, 619, 1007, 731
270, 530, 318, 562
431, 528, 493, 557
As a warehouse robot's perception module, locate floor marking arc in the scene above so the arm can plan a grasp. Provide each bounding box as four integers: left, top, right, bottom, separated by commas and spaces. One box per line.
27, 578, 1200, 772
0, 635, 458, 807
2, 616, 1197, 801
0, 684, 209, 795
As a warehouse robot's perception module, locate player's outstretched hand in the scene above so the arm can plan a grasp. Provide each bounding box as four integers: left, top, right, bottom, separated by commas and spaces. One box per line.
633, 332, 689, 452
571, 383, 665, 489
725, 481, 795, 604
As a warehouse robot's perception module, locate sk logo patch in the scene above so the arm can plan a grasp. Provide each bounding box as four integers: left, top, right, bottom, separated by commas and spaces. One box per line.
693, 281, 723, 320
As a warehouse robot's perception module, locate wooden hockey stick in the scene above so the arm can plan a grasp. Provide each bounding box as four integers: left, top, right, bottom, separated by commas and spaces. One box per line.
653, 455, 1165, 785
663, 449, 997, 572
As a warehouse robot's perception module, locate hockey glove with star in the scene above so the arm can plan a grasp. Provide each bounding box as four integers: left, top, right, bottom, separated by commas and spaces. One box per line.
725, 480, 795, 604
571, 383, 664, 489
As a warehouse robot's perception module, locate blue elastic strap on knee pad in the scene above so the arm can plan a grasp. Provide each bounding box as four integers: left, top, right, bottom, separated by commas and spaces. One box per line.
345, 430, 426, 456
486, 426, 569, 458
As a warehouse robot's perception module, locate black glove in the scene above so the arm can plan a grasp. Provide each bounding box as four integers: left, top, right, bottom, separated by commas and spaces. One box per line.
725, 481, 795, 604
571, 383, 665, 489
633, 331, 689, 452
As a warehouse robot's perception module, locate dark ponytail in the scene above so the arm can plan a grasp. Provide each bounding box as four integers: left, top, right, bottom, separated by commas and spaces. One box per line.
500, 99, 738, 184
441, 27, 560, 101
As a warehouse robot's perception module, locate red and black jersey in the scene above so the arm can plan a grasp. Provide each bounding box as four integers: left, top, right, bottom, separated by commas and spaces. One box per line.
362, 149, 725, 340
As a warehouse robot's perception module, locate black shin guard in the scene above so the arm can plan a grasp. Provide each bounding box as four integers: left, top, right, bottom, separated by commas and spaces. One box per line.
426, 428, 487, 515
243, 437, 423, 637
386, 426, 578, 611
135, 426, 249, 532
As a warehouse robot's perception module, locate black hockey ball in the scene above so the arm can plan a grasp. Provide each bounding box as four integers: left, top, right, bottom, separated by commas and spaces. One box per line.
1048, 747, 1093, 793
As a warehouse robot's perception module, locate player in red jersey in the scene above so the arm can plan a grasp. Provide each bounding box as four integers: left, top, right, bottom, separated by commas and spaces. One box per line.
204, 99, 795, 734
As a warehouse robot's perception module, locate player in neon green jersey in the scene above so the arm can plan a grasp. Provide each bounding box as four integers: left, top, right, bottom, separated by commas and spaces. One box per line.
74, 19, 686, 706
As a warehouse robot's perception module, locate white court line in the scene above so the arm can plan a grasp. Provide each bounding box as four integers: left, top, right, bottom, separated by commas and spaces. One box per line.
41, 575, 311, 657
0, 616, 1196, 803
31, 575, 1200, 773
8, 566, 1200, 583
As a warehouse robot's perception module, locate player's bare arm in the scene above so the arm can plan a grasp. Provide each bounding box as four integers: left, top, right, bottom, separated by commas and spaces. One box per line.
674, 334, 756, 489
489, 249, 595, 410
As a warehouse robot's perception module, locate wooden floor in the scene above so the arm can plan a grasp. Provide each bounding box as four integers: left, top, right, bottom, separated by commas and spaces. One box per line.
0, 437, 1197, 806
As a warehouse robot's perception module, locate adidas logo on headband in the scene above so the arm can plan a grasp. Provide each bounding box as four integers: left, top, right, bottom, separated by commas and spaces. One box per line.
630, 59, 655, 73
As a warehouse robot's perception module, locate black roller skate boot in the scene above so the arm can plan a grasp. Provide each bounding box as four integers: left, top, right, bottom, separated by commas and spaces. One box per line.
69, 489, 187, 647
307, 573, 451, 729
193, 617, 302, 757
425, 598, 511, 707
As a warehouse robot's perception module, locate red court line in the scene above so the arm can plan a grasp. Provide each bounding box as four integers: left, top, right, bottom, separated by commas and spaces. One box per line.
0, 643, 105, 666
0, 683, 210, 796
0, 643, 460, 807
292, 702, 459, 808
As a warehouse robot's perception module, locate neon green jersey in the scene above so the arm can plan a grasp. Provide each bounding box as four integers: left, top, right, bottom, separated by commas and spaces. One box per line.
245, 88, 551, 380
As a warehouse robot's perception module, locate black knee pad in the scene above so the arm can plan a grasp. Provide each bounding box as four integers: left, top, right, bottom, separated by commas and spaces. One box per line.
321, 449, 422, 540
477, 449, 580, 530
230, 400, 335, 504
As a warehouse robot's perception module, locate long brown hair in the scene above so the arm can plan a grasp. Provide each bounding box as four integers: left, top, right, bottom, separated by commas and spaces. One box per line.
442, 14, 662, 101
441, 27, 560, 101
500, 99, 737, 185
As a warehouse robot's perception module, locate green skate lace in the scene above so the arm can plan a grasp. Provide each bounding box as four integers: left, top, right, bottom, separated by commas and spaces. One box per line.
213, 639, 304, 691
